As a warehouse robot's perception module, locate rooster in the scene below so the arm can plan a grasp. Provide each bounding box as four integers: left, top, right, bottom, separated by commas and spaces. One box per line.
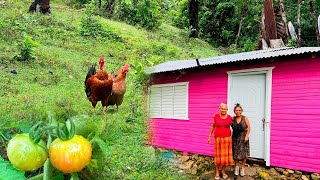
84, 55, 113, 113
107, 64, 130, 111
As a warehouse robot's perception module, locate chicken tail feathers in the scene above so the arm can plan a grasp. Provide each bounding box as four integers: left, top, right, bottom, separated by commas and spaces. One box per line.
85, 65, 96, 85
85, 86, 91, 97
84, 65, 96, 97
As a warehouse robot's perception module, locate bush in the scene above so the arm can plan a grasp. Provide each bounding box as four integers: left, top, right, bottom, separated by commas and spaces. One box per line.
65, 0, 91, 8
116, 0, 161, 30
240, 38, 256, 52
80, 15, 105, 37
13, 35, 39, 61
199, 2, 237, 46
169, 0, 189, 29
80, 15, 122, 42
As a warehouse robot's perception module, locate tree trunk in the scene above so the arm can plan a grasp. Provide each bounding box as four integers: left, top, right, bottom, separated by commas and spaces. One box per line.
235, 5, 248, 45
309, 0, 320, 46
263, 0, 277, 46
297, 0, 301, 47
188, 0, 199, 38
98, 0, 102, 9
29, 0, 50, 14
279, 0, 289, 42
105, 0, 116, 18
235, 15, 244, 45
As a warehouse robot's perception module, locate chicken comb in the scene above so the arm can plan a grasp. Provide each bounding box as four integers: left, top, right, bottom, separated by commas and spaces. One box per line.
99, 55, 105, 70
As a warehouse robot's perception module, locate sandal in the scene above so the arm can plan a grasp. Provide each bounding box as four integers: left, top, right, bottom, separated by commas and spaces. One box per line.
214, 175, 220, 180
222, 174, 228, 179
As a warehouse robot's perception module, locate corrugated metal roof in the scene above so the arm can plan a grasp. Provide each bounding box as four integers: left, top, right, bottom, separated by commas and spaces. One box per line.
147, 47, 320, 74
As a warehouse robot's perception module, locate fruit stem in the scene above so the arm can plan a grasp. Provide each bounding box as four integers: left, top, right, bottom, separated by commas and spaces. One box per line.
43, 134, 52, 180
70, 172, 80, 180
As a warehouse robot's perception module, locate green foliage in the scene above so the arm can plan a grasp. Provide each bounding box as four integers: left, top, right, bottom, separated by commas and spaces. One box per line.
116, 0, 162, 30
80, 15, 109, 38
53, 0, 320, 50
64, 0, 91, 8
169, 0, 189, 29
0, 0, 217, 179
13, 35, 39, 61
80, 4, 122, 41
287, 39, 297, 47
199, 1, 238, 46
239, 38, 256, 52
70, 115, 106, 138
284, 0, 319, 46
131, 59, 151, 87
0, 156, 26, 180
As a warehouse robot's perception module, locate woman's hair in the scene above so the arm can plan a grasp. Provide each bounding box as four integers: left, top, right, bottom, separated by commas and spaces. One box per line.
234, 103, 243, 112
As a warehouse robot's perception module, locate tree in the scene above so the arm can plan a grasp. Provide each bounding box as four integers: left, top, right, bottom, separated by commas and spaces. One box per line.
199, 1, 237, 46
297, 0, 301, 47
235, 0, 249, 44
116, 0, 161, 30
98, 0, 102, 9
188, 0, 199, 38
29, 0, 51, 14
262, 0, 277, 46
309, 0, 320, 46
105, 0, 116, 18
278, 0, 289, 43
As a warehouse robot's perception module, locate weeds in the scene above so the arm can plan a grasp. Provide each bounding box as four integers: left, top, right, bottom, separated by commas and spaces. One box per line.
0, 0, 217, 179
13, 35, 39, 61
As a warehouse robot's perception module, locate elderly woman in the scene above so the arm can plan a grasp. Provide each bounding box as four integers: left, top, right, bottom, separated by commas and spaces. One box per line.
231, 103, 251, 177
208, 103, 233, 180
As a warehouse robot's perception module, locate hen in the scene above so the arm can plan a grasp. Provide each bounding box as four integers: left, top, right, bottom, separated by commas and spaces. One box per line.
84, 55, 113, 113
107, 64, 130, 111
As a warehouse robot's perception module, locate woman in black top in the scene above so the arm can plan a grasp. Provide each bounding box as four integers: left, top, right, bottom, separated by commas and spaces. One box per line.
231, 103, 251, 177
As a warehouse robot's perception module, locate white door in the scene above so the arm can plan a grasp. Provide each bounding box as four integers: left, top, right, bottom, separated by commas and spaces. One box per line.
229, 73, 266, 159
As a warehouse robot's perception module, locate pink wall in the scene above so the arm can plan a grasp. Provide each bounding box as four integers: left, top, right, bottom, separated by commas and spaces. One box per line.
150, 57, 320, 173
270, 57, 320, 173
151, 68, 229, 156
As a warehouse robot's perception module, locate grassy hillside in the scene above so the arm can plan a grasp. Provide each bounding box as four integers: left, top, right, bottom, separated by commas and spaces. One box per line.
0, 0, 219, 179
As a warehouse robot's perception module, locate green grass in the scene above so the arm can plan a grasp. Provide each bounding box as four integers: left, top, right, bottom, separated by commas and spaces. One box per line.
0, 0, 219, 179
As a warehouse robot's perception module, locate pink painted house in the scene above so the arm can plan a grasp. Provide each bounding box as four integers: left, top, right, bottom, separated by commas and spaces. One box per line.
147, 47, 320, 173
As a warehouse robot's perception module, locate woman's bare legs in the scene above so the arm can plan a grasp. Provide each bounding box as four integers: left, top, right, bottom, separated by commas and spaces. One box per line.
234, 160, 240, 176
215, 165, 220, 177
234, 160, 239, 167
240, 159, 247, 176
241, 159, 246, 168
221, 166, 227, 177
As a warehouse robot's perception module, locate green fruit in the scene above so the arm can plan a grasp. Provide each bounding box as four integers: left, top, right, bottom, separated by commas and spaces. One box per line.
7, 133, 48, 171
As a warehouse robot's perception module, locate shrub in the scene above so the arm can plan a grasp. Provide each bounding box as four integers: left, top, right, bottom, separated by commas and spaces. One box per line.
169, 0, 189, 29
116, 0, 161, 30
80, 3, 122, 41
64, 0, 91, 8
13, 35, 39, 61
80, 15, 122, 41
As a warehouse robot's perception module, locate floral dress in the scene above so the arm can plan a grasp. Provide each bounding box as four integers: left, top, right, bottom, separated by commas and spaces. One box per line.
231, 115, 250, 160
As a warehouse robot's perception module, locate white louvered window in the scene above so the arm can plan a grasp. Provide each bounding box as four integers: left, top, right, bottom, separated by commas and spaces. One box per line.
149, 82, 188, 120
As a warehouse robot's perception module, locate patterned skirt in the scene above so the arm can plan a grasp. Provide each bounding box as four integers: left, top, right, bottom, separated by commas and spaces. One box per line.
232, 132, 250, 160
214, 136, 233, 166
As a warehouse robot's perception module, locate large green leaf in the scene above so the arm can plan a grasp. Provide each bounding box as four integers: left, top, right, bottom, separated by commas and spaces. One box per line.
0, 156, 26, 180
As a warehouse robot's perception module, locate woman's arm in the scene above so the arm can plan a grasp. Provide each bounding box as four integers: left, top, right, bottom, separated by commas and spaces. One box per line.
208, 120, 215, 144
244, 116, 251, 142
